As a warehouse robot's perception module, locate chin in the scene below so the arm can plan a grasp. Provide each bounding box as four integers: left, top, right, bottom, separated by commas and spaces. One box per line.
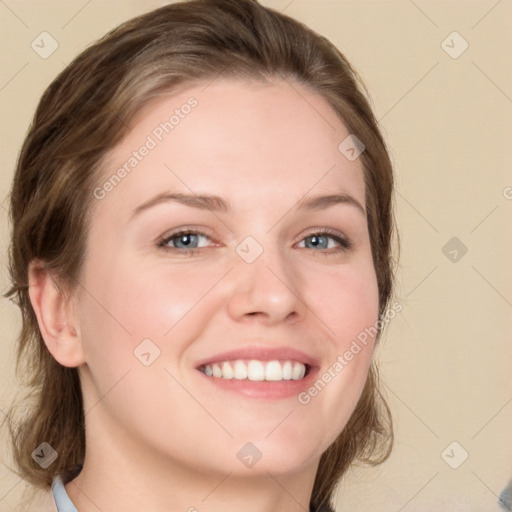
220, 434, 323, 477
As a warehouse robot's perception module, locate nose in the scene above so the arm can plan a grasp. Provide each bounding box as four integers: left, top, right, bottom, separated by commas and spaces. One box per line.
226, 242, 306, 325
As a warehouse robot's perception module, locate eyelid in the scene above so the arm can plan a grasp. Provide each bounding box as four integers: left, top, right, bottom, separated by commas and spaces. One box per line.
157, 227, 215, 250
157, 226, 353, 255
298, 227, 353, 251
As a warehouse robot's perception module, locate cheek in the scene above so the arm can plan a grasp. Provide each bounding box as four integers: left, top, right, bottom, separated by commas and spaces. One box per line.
296, 262, 379, 431
302, 258, 380, 345
77, 258, 227, 363
113, 262, 227, 336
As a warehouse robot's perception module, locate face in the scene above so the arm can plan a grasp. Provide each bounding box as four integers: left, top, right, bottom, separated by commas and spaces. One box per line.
74, 78, 379, 478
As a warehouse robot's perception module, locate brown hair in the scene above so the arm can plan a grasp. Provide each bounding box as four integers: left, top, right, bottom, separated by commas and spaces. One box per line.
3, 0, 397, 509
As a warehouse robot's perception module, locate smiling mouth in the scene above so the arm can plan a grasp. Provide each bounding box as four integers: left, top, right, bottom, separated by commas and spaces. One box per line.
198, 359, 311, 381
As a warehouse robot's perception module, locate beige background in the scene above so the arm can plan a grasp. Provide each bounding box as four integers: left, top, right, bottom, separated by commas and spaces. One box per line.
1, 1, 511, 511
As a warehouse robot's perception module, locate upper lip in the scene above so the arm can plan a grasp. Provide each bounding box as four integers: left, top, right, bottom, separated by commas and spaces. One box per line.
194, 346, 320, 369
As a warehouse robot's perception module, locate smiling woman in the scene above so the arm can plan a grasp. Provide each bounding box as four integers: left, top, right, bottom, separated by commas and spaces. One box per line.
3, 1, 398, 511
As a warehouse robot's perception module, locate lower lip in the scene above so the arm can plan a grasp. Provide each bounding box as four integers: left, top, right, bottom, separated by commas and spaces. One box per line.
196, 367, 319, 400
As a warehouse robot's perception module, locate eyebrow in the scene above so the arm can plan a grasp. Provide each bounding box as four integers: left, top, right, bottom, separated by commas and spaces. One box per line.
131, 191, 366, 219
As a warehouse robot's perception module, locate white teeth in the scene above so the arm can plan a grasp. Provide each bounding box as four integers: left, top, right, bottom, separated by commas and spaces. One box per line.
247, 360, 265, 381
292, 362, 306, 380
201, 359, 307, 381
212, 363, 222, 378
265, 360, 282, 381
233, 360, 248, 380
221, 361, 233, 379
282, 361, 292, 380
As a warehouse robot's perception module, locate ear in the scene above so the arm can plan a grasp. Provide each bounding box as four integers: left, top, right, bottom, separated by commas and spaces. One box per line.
28, 259, 85, 368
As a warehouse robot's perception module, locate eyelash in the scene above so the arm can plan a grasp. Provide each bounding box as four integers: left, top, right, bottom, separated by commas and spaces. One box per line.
157, 228, 353, 256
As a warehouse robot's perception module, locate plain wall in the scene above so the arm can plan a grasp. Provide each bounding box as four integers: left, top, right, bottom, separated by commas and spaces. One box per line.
1, 1, 511, 511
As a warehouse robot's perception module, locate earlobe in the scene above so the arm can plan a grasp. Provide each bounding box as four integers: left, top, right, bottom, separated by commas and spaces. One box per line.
28, 260, 85, 368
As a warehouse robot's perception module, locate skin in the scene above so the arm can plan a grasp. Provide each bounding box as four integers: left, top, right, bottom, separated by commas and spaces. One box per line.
29, 78, 380, 512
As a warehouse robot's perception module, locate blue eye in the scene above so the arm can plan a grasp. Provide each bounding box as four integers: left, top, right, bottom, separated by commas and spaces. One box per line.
157, 228, 352, 256
298, 232, 352, 252
158, 230, 211, 254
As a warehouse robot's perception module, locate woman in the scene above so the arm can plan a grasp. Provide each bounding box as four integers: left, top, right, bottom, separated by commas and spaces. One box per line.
3, 0, 397, 510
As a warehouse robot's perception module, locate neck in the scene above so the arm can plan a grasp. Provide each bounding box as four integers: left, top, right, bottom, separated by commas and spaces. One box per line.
65, 404, 319, 512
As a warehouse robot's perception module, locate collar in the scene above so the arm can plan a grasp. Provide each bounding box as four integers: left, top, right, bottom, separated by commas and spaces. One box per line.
51, 475, 78, 512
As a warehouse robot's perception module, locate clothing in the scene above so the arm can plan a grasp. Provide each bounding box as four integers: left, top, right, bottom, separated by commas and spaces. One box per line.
51, 476, 78, 512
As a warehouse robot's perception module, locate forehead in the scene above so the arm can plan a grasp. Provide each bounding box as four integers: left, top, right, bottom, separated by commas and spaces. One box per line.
96, 78, 366, 218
